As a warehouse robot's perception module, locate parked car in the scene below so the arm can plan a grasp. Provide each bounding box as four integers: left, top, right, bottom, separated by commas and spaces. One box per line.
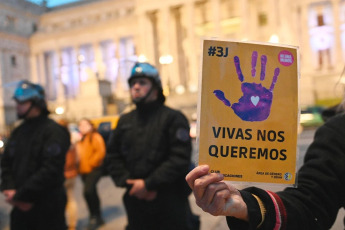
90, 115, 120, 143
300, 106, 325, 127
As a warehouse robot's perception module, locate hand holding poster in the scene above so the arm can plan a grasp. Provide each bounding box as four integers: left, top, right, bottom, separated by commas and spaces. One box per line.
198, 39, 299, 185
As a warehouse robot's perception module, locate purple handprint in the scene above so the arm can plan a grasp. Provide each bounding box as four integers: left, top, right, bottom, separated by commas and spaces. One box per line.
213, 51, 280, 122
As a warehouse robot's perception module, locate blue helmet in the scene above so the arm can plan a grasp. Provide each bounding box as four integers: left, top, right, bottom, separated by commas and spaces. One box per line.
128, 62, 162, 89
13, 80, 46, 105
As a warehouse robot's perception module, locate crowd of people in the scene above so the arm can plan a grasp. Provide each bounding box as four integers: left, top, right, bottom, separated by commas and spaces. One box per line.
0, 62, 200, 230
3, 61, 345, 230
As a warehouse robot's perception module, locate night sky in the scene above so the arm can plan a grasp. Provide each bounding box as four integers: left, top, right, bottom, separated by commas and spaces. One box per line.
26, 0, 81, 7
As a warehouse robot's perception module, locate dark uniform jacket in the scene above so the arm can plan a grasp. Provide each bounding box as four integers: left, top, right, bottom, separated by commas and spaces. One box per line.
107, 100, 192, 194
0, 114, 70, 204
227, 113, 345, 230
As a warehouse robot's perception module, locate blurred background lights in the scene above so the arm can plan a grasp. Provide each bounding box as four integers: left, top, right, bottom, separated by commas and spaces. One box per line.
138, 54, 148, 63
269, 34, 280, 43
55, 106, 65, 115
175, 85, 185, 95
189, 84, 198, 93
78, 54, 85, 63
159, 55, 173, 65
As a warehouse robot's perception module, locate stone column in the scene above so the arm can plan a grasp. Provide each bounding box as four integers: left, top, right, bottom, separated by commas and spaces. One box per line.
93, 42, 105, 80
300, 2, 313, 68
184, 1, 198, 92
299, 2, 316, 105
211, 0, 221, 36
137, 12, 154, 61
158, 7, 172, 92
0, 49, 4, 132
166, 7, 179, 88
72, 45, 81, 95
23, 51, 30, 80
0, 49, 4, 108
331, 0, 342, 69
269, 0, 279, 39
113, 38, 127, 99
55, 50, 65, 103
147, 11, 160, 66
38, 52, 46, 86
240, 0, 249, 39
0, 49, 3, 87
279, 1, 299, 45
30, 53, 38, 83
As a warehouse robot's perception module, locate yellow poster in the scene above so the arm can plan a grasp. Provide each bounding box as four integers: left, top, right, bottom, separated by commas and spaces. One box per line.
198, 39, 299, 185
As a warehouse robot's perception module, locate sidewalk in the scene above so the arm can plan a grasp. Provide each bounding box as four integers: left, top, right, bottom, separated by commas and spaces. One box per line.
0, 176, 229, 230
78, 176, 229, 230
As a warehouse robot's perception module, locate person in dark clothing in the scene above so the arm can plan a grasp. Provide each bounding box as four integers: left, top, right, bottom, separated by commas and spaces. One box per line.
0, 80, 70, 230
186, 112, 345, 230
106, 62, 199, 230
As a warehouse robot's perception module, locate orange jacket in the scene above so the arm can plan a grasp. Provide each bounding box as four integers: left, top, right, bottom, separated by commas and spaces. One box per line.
64, 145, 78, 179
77, 132, 106, 174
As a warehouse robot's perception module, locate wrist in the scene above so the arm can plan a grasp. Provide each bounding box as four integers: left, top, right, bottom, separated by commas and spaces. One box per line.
225, 192, 249, 221
234, 201, 249, 221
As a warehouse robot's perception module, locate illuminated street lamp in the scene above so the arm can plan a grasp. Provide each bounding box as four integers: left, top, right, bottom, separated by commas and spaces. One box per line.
55, 106, 65, 115
159, 55, 173, 96
175, 84, 185, 95
159, 55, 173, 65
269, 34, 279, 43
138, 54, 148, 63
189, 84, 198, 93
78, 54, 85, 63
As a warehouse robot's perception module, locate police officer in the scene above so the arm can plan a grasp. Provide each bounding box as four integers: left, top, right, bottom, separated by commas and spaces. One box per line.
107, 62, 199, 230
0, 80, 70, 230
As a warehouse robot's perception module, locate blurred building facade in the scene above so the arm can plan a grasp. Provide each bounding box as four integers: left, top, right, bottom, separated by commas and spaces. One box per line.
1, 0, 345, 131
0, 0, 45, 131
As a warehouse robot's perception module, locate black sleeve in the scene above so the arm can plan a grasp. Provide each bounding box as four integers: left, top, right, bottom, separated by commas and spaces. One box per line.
276, 116, 345, 230
145, 111, 192, 190
13, 123, 70, 202
227, 114, 345, 230
106, 116, 130, 187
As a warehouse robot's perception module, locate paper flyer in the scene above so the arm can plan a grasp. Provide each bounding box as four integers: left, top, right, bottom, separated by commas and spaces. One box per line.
198, 39, 299, 185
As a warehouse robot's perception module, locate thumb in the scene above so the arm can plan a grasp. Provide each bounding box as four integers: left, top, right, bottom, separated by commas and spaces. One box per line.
126, 179, 134, 185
